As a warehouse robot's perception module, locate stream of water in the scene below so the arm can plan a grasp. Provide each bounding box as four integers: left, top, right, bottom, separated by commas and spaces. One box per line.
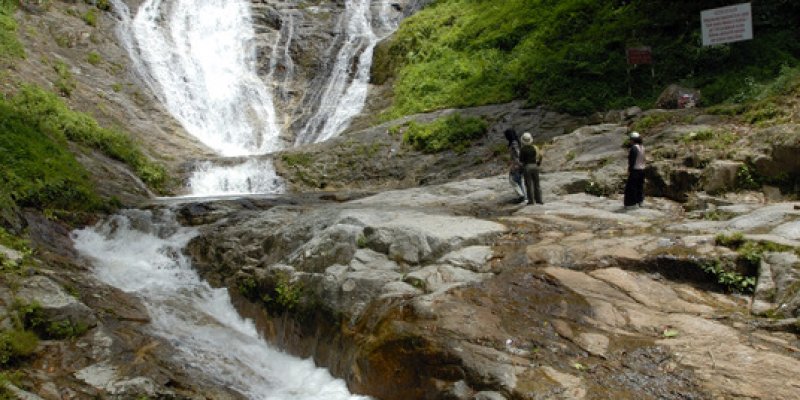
72, 210, 369, 399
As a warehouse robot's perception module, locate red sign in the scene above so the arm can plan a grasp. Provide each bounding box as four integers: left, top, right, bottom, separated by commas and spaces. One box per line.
626, 47, 653, 65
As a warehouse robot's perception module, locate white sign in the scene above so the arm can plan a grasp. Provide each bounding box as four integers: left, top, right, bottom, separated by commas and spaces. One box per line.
701, 3, 753, 46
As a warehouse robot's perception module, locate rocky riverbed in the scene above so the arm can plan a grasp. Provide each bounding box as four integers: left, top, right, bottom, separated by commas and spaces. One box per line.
177, 170, 799, 400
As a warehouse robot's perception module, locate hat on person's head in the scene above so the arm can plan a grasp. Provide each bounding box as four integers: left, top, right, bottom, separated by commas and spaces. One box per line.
629, 131, 640, 139
521, 132, 533, 145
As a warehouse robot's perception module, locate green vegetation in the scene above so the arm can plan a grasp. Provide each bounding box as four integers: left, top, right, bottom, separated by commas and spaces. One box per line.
53, 61, 76, 97
379, 0, 800, 118
281, 152, 313, 168
735, 164, 761, 191
715, 231, 797, 270
402, 113, 487, 153
0, 329, 38, 367
0, 100, 99, 210
631, 113, 672, 134
0, 1, 23, 58
239, 272, 305, 314
10, 85, 167, 189
698, 259, 756, 293
82, 8, 97, 27
87, 51, 101, 66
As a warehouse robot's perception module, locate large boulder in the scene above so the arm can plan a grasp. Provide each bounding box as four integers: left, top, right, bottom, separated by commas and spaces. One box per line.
655, 84, 701, 109
702, 160, 743, 194
15, 276, 97, 336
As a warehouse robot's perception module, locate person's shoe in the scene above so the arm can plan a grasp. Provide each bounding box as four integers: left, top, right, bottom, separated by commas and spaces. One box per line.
527, 201, 534, 205
537, 202, 544, 205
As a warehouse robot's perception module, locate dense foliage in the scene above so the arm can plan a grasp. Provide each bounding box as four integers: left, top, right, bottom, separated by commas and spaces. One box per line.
1, 85, 168, 211
402, 114, 488, 153
378, 0, 800, 117
0, 101, 100, 210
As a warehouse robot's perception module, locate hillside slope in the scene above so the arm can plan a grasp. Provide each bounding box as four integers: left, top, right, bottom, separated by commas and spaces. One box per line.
373, 0, 800, 117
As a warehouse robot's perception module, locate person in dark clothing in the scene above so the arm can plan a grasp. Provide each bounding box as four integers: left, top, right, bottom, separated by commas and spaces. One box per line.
624, 131, 645, 208
504, 129, 525, 199
519, 132, 543, 205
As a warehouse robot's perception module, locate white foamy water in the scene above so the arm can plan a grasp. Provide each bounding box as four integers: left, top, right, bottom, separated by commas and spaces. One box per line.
116, 0, 281, 157
296, 0, 400, 144
188, 159, 285, 196
72, 210, 370, 400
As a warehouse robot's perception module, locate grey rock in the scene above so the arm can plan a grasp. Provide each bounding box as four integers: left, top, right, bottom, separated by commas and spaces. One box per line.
438, 246, 494, 273
771, 220, 800, 240
0, 244, 23, 264
404, 264, 490, 293
474, 391, 507, 400
16, 275, 97, 331
702, 160, 742, 194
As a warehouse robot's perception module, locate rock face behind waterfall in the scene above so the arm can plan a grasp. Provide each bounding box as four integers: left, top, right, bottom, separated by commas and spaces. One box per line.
248, 0, 423, 142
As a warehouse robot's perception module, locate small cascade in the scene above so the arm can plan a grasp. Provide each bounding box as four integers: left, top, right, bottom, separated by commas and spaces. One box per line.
268, 12, 296, 107
72, 210, 369, 400
296, 0, 401, 144
187, 159, 285, 196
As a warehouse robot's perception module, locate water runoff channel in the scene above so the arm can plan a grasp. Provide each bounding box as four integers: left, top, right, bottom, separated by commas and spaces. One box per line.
72, 1, 400, 398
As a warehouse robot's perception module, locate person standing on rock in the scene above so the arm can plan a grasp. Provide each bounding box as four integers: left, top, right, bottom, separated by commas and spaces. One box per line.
624, 131, 646, 209
519, 132, 543, 205
504, 129, 525, 201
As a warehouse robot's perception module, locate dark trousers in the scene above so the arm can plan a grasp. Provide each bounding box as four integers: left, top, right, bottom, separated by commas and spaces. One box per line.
624, 169, 645, 206
522, 164, 543, 204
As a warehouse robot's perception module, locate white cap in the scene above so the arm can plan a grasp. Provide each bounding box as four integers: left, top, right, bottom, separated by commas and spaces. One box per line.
521, 132, 533, 144
629, 131, 640, 139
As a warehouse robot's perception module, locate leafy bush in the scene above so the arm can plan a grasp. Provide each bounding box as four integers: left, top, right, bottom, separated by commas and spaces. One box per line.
402, 114, 487, 153
380, 0, 800, 118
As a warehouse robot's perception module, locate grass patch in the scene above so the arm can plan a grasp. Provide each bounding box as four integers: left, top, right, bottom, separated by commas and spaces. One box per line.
0, 0, 24, 59
631, 113, 672, 134
402, 113, 487, 153
82, 8, 97, 27
0, 101, 100, 210
281, 152, 313, 168
87, 51, 101, 66
0, 329, 38, 367
8, 85, 167, 193
53, 61, 76, 97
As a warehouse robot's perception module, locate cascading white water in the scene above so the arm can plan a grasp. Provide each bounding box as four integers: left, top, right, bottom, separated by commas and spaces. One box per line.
113, 0, 401, 195
187, 159, 285, 196
121, 0, 281, 156
111, 0, 284, 196
297, 0, 400, 144
72, 210, 370, 400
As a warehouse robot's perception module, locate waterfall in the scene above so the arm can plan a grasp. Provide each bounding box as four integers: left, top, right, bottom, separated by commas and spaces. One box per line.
296, 0, 400, 144
115, 0, 281, 157
72, 210, 370, 400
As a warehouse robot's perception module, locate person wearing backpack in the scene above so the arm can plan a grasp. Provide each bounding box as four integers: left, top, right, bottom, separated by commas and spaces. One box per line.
519, 132, 543, 205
